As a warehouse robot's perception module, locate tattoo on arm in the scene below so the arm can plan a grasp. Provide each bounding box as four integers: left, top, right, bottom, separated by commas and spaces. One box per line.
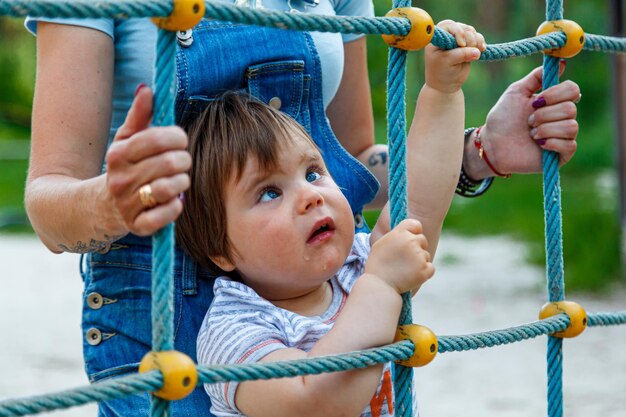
58, 234, 125, 254
368, 151, 388, 167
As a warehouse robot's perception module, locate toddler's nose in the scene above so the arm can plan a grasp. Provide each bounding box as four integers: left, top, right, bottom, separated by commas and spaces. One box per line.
298, 186, 324, 213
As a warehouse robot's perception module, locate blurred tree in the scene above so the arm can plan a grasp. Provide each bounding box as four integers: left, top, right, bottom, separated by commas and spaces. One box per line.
0, 17, 35, 130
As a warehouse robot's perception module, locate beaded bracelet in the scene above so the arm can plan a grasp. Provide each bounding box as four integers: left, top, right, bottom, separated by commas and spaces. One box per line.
455, 128, 494, 198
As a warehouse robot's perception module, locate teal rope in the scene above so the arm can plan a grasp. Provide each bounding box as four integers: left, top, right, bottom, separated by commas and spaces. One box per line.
584, 33, 626, 53
0, 0, 411, 35
386, 0, 414, 414
543, 2, 565, 416
6, 0, 626, 59
198, 341, 414, 384
479, 33, 567, 61
438, 315, 570, 352
588, 311, 626, 326
432, 28, 568, 61
0, 372, 162, 417
203, 2, 409, 36
3, 312, 626, 417
0, 2, 624, 416
0, 0, 172, 18
150, 29, 177, 417
542, 56, 565, 303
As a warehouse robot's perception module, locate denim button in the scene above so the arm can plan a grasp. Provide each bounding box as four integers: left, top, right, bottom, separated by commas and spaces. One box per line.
86, 328, 103, 346
268, 97, 282, 110
87, 292, 104, 310
354, 213, 365, 229
177, 30, 193, 47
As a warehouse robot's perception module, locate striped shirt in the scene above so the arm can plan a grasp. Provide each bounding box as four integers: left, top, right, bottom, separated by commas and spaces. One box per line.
197, 233, 417, 416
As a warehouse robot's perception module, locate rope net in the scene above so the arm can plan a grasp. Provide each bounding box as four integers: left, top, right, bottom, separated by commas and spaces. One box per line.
0, 1, 625, 416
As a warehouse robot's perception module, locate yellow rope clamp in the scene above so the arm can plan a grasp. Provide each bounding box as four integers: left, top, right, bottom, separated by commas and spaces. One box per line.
139, 350, 198, 400
382, 7, 435, 51
393, 324, 438, 367
151, 0, 205, 31
539, 301, 588, 338
536, 19, 585, 58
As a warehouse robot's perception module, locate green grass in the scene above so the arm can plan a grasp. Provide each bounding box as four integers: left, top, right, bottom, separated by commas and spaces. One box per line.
0, 160, 28, 206
0, 118, 31, 232
365, 171, 623, 292
0, 158, 31, 232
440, 173, 621, 292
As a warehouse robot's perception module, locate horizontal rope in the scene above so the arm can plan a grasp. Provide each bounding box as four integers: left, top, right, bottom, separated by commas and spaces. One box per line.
0, 0, 410, 35
197, 341, 414, 385
587, 311, 626, 326
438, 315, 570, 353
3, 1, 625, 59
432, 28, 567, 61
1, 311, 624, 416
203, 2, 409, 35
584, 33, 626, 54
0, 0, 172, 19
0, 372, 162, 417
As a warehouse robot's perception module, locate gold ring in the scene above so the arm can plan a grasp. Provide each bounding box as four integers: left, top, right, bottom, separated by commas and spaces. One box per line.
139, 184, 157, 208
574, 93, 582, 104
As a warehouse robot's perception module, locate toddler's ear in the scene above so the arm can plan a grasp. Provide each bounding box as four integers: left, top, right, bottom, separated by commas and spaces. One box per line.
210, 255, 236, 272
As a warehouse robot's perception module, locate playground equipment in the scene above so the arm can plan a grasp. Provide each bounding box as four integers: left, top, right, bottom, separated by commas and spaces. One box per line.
0, 0, 625, 416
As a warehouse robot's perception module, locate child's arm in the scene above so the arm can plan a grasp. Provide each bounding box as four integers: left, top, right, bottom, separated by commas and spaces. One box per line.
235, 220, 433, 417
372, 20, 485, 259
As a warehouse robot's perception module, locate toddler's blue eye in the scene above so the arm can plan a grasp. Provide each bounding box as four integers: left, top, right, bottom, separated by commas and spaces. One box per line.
259, 189, 280, 202
306, 171, 321, 183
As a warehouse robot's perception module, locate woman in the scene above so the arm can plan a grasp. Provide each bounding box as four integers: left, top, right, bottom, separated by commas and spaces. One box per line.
25, 1, 579, 415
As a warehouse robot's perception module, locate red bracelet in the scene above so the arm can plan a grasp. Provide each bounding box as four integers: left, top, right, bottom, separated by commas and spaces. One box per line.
473, 127, 511, 178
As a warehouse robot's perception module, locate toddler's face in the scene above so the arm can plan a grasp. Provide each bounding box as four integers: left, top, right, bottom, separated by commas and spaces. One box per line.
212, 133, 354, 301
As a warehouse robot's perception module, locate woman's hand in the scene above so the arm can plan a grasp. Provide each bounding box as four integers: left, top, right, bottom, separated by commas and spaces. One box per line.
465, 64, 580, 179
106, 86, 191, 236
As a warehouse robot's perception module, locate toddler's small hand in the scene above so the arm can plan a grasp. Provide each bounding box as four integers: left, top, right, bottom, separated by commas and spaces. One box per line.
425, 20, 486, 94
365, 219, 435, 294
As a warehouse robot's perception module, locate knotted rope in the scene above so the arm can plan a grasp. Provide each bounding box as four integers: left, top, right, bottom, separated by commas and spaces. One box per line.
0, 2, 625, 417
542, 2, 566, 416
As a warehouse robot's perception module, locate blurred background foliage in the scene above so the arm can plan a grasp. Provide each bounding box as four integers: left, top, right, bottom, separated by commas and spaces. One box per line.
0, 0, 623, 291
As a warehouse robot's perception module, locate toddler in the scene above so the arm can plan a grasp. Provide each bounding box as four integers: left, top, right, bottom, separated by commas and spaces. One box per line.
176, 20, 485, 417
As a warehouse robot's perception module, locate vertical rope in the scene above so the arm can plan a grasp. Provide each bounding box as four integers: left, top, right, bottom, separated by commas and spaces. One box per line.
543, 1, 565, 417
150, 28, 177, 417
386, 1, 414, 415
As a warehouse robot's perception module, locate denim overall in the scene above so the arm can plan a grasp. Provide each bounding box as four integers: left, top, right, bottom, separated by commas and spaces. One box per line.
82, 20, 378, 417
175, 20, 379, 218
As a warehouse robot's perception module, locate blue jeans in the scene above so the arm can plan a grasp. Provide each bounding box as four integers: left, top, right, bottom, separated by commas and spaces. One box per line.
82, 234, 216, 416
84, 20, 379, 417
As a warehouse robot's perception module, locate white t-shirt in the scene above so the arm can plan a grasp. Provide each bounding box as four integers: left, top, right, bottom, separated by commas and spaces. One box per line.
197, 233, 418, 417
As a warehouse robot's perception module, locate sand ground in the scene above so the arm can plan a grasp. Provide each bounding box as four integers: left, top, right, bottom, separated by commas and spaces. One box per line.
1, 234, 624, 416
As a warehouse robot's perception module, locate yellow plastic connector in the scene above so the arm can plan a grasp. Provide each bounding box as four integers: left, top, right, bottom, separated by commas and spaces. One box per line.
394, 324, 438, 367
139, 350, 198, 400
382, 8, 435, 51
536, 20, 585, 58
151, 0, 205, 32
539, 301, 587, 338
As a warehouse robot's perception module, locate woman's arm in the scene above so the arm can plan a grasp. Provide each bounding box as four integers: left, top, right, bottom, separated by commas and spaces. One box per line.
27, 23, 190, 253
27, 22, 120, 253
327, 37, 389, 210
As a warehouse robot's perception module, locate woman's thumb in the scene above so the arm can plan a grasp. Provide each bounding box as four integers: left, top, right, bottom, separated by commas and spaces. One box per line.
113, 84, 154, 141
